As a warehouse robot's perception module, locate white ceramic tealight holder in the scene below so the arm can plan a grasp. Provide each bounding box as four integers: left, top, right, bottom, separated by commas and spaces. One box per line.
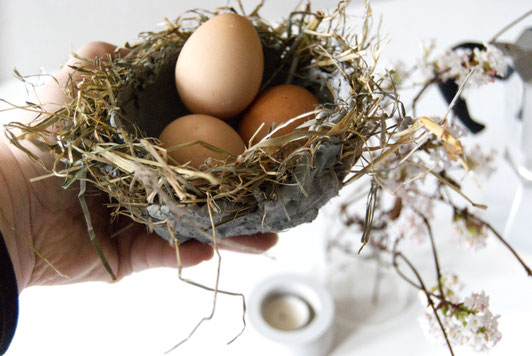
248, 274, 335, 356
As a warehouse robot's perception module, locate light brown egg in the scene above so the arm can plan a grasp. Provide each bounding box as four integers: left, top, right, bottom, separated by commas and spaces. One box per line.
238, 84, 319, 145
159, 114, 245, 169
175, 13, 264, 120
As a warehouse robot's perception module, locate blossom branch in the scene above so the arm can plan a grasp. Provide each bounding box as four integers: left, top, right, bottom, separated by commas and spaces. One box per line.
419, 212, 446, 301
456, 207, 532, 277
392, 244, 455, 356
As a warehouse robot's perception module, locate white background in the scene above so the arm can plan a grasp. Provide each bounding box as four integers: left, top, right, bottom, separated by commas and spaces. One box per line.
1, 1, 532, 355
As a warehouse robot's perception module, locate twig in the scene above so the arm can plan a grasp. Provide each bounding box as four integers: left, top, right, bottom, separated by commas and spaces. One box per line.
443, 69, 476, 124
489, 10, 532, 43
411, 76, 438, 118
409, 161, 487, 210
460, 208, 532, 277
419, 213, 446, 300
393, 247, 455, 356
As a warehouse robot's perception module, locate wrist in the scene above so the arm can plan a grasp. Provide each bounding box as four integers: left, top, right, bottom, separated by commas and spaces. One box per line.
0, 138, 35, 292
0, 225, 34, 293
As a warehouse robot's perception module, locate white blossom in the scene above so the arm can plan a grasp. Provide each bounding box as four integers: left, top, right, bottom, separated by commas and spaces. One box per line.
419, 275, 501, 352
401, 190, 434, 218
466, 144, 497, 179
451, 212, 489, 251
425, 44, 507, 89
382, 60, 411, 88
425, 121, 468, 170
389, 208, 427, 243
446, 122, 467, 139
429, 145, 455, 170
377, 151, 428, 194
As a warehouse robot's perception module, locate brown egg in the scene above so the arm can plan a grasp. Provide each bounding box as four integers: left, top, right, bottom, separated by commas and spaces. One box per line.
238, 84, 319, 145
159, 114, 245, 168
175, 13, 264, 119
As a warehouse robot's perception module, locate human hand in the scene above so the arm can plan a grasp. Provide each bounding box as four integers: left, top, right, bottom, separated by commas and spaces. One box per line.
0, 41, 278, 291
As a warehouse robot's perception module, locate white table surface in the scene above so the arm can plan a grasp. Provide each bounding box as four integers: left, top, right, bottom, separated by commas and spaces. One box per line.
1, 1, 532, 355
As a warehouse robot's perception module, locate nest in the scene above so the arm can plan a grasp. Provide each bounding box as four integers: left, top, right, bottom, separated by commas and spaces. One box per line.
6, 2, 390, 245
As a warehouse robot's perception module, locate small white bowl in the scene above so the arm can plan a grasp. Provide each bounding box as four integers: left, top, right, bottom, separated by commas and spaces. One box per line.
248, 274, 335, 356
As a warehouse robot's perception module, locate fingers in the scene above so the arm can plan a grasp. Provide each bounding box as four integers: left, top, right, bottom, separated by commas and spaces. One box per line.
60, 41, 129, 84
120, 229, 278, 275
116, 225, 214, 277
39, 41, 129, 116
135, 237, 214, 270
115, 220, 278, 277
11, 41, 130, 160
218, 233, 278, 254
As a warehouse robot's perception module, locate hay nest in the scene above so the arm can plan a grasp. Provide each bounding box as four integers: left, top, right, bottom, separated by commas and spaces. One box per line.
6, 2, 392, 245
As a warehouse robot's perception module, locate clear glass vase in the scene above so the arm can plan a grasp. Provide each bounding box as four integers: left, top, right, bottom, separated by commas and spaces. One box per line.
504, 76, 532, 252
